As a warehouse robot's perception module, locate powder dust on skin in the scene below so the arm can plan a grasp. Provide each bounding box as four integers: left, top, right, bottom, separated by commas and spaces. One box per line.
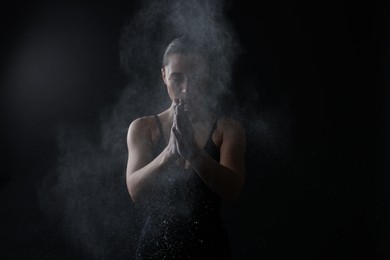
38, 0, 248, 259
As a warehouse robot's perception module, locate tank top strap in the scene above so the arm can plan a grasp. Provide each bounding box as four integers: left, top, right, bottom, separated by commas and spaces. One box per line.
207, 119, 218, 142
203, 118, 220, 161
154, 115, 166, 145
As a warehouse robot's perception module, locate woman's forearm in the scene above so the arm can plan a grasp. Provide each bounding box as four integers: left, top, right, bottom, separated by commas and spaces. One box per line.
127, 148, 173, 202
189, 151, 244, 200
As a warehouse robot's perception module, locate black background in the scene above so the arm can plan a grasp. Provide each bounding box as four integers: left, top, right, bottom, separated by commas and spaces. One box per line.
0, 0, 385, 259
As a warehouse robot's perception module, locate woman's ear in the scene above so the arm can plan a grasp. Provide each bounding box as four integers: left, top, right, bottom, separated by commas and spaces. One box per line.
161, 67, 167, 85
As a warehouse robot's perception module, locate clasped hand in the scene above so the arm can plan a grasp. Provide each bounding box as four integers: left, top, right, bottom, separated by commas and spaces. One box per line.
167, 99, 201, 162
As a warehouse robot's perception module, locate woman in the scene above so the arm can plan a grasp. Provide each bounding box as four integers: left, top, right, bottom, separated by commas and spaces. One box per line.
126, 37, 246, 259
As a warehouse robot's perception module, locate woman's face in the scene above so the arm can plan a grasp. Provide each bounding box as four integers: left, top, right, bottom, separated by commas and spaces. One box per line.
162, 53, 211, 113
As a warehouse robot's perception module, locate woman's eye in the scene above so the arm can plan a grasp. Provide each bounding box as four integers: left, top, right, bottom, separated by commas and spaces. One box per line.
172, 77, 182, 84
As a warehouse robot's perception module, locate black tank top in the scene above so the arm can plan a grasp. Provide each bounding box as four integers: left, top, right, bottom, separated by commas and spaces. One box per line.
135, 115, 231, 259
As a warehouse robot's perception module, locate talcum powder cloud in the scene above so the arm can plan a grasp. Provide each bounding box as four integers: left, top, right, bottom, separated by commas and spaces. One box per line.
38, 0, 246, 259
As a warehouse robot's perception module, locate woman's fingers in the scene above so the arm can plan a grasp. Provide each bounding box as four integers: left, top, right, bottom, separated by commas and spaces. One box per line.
175, 102, 191, 135
172, 127, 186, 158
172, 100, 198, 159
172, 127, 183, 144
172, 127, 178, 138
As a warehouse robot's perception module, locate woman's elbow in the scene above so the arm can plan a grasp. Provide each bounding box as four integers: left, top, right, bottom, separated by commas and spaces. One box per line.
126, 174, 138, 203
128, 190, 138, 203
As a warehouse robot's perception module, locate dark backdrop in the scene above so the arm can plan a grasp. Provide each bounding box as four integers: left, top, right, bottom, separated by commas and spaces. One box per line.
0, 0, 385, 259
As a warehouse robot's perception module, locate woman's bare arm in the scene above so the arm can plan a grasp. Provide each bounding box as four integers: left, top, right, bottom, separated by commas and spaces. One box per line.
174, 117, 246, 201
190, 119, 246, 200
126, 117, 176, 202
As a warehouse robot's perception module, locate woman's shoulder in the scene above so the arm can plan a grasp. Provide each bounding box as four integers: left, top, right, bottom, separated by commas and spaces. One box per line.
129, 115, 156, 126
128, 115, 158, 136
217, 117, 245, 132
216, 117, 246, 144
212, 118, 245, 154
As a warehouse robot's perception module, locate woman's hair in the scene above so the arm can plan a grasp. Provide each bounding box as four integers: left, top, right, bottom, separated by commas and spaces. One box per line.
162, 37, 208, 67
